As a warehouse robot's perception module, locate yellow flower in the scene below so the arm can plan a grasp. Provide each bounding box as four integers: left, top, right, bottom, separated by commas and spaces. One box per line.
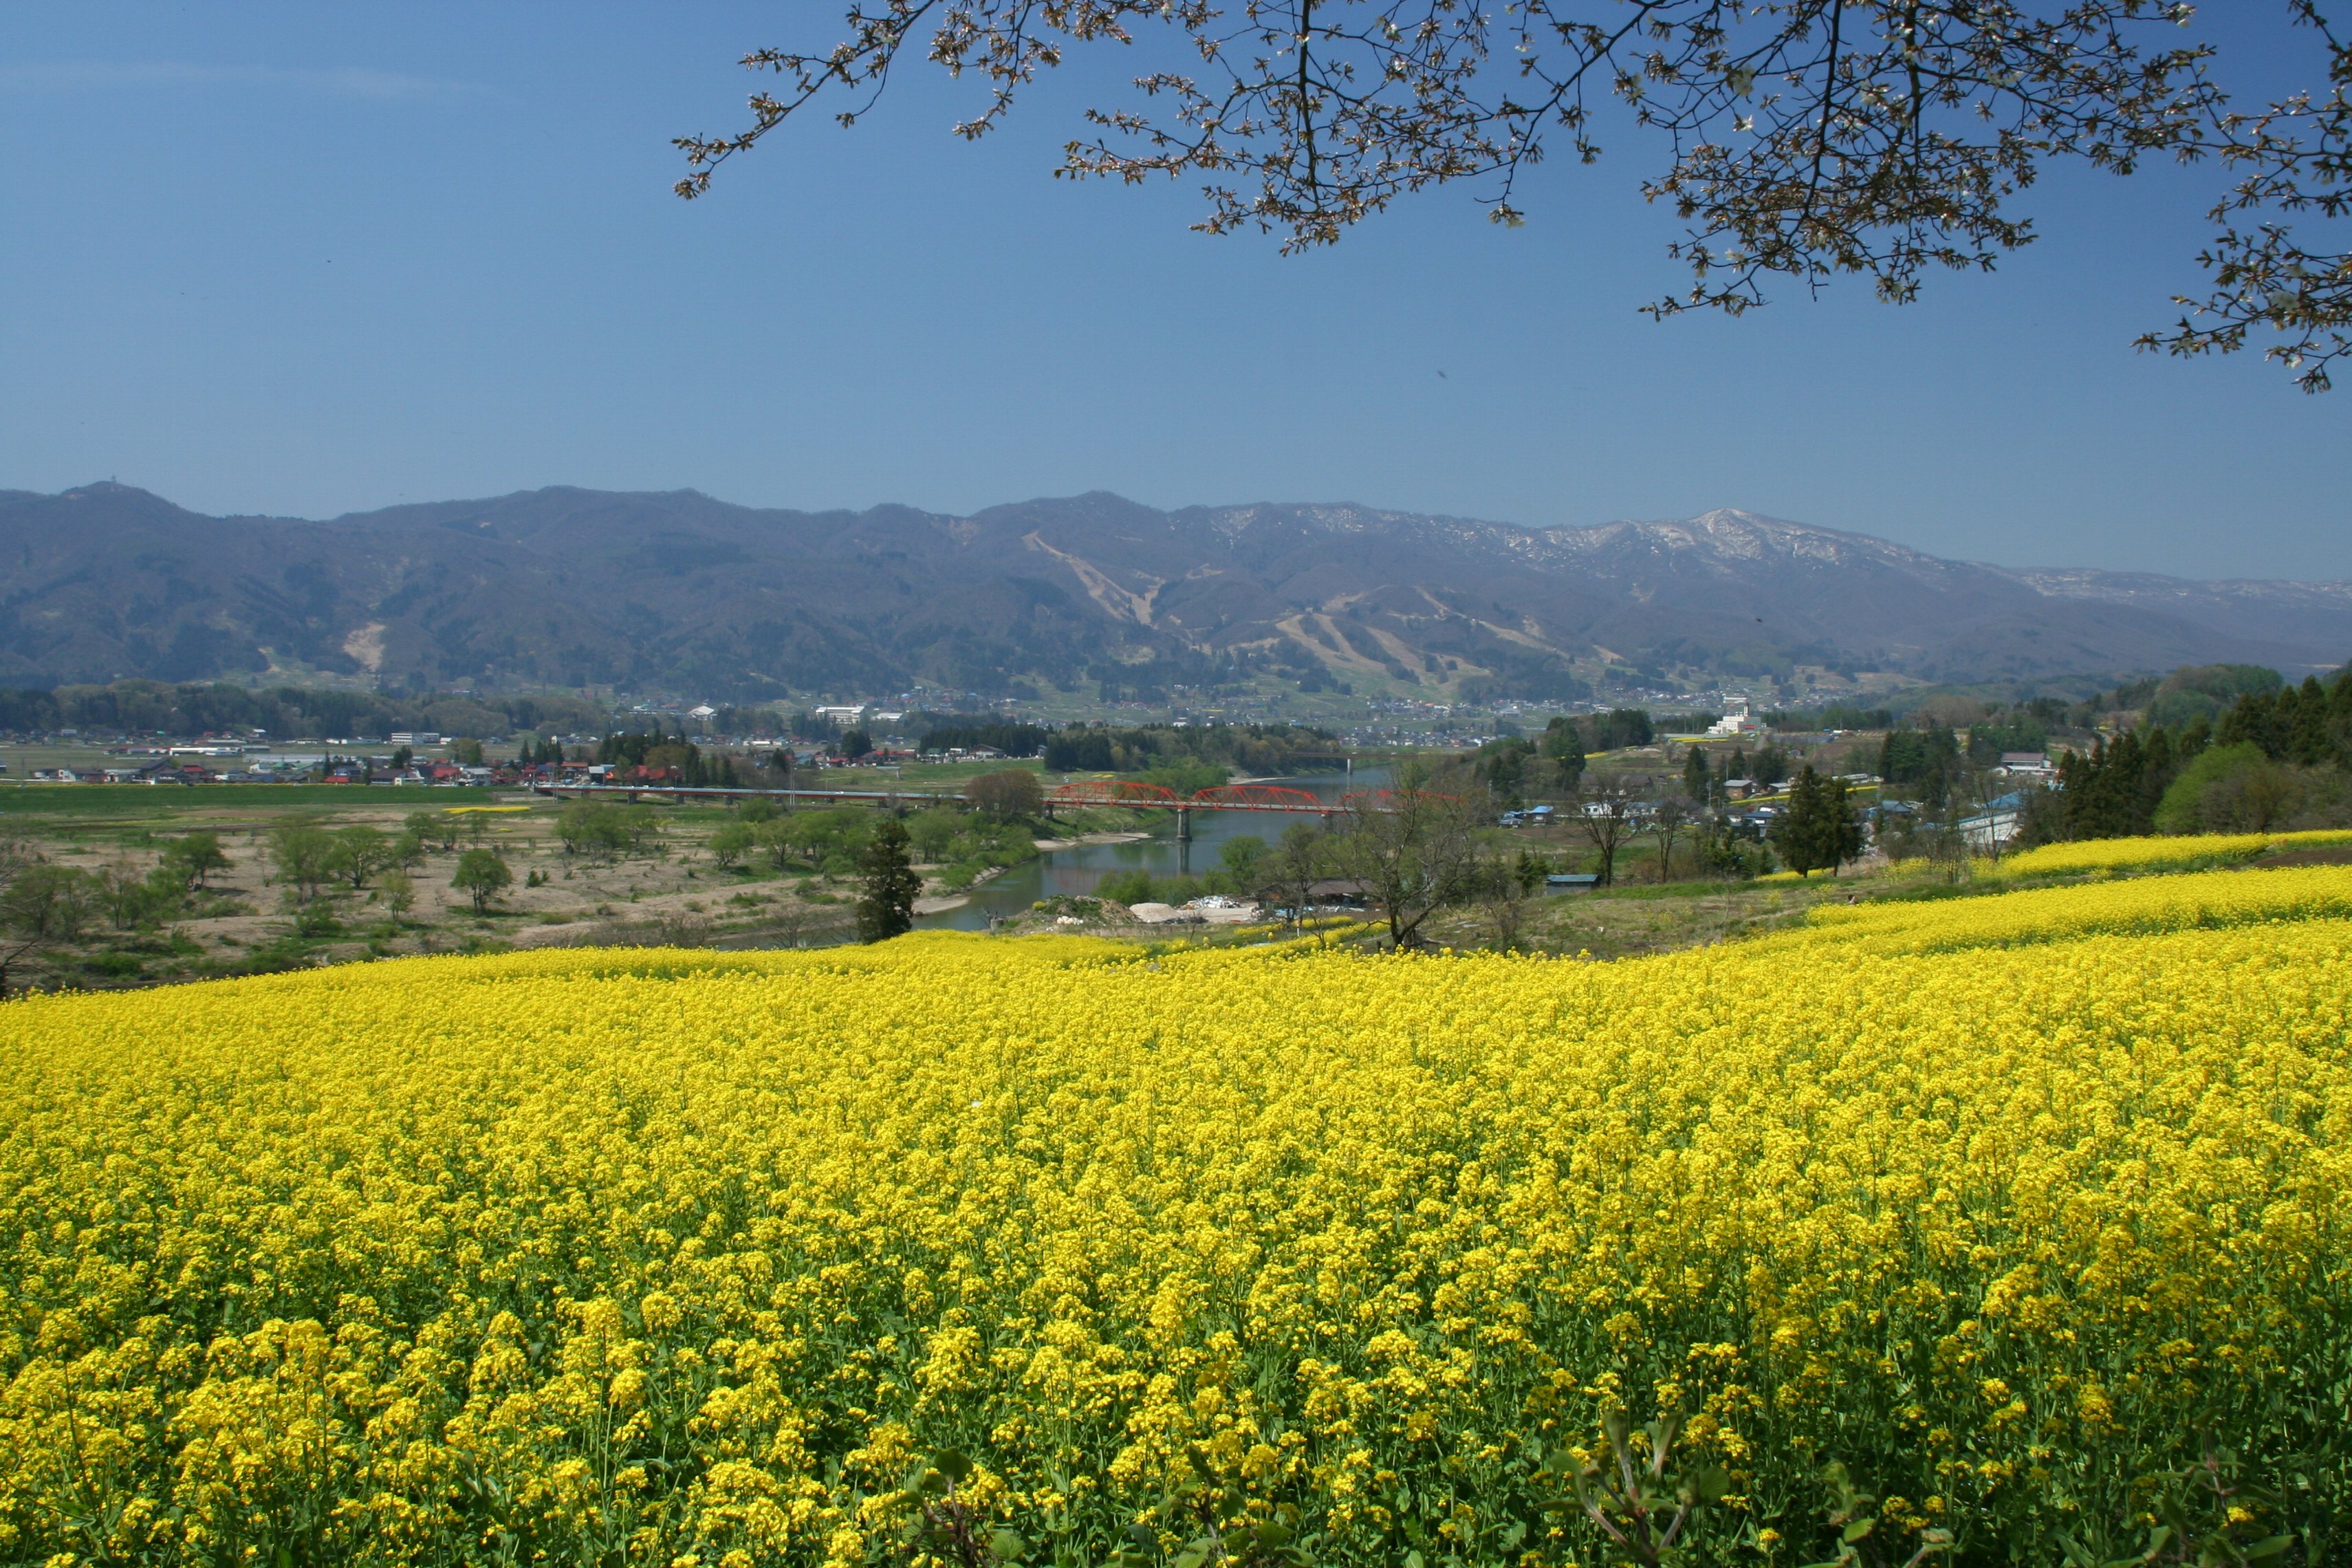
0, 880, 2341, 1563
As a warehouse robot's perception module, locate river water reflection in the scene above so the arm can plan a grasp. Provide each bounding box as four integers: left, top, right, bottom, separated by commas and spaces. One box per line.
913, 767, 1384, 932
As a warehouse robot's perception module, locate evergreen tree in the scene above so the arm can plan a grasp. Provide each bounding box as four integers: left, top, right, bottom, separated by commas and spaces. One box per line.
2218, 690, 2282, 758
2133, 727, 2177, 831
1879, 724, 1962, 809
2065, 732, 2146, 839
2290, 675, 2331, 765
855, 819, 921, 943
1770, 767, 1860, 877
1826, 775, 1864, 869
1769, 770, 1822, 875
1681, 743, 1710, 803
1540, 717, 1585, 789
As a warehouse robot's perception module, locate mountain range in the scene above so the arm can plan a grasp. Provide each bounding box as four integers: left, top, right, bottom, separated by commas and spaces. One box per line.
3, 481, 2347, 701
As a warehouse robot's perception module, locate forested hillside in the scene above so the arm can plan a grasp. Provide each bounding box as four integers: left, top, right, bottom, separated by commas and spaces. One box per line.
5, 483, 2345, 700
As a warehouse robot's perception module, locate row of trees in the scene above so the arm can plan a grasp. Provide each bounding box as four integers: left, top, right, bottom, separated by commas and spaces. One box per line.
917, 722, 1049, 757
886, 759, 1858, 953
1477, 712, 1639, 802
1040, 722, 1343, 776
1208, 763, 1855, 950
2023, 668, 2352, 844
589, 732, 772, 786
0, 810, 530, 994
0, 679, 605, 743
0, 829, 247, 990
270, 816, 516, 913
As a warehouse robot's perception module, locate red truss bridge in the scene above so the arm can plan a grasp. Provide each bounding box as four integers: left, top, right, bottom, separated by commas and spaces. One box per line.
1044, 780, 1335, 814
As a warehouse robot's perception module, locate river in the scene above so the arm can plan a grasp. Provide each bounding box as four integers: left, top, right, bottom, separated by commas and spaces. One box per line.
913, 765, 1384, 931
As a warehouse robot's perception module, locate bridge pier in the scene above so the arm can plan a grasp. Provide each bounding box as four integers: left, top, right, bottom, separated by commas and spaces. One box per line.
1175, 806, 1192, 842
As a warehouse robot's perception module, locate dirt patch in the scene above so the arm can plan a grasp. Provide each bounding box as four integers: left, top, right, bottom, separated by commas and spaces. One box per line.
2251, 847, 2352, 867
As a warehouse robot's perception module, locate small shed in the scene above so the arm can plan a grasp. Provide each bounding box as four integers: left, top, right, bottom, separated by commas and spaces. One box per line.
1545, 873, 1601, 895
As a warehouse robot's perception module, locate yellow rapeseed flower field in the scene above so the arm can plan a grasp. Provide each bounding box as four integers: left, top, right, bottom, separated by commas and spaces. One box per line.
1783, 862, 2352, 954
2, 869, 2346, 1566
1990, 827, 2352, 880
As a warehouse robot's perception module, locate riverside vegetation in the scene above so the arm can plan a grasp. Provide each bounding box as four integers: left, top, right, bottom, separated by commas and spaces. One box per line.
0, 770, 1142, 990
1, 856, 2345, 1566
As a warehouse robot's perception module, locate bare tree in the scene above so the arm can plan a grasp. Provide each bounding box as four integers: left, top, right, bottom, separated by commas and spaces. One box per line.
767, 897, 814, 949
0, 833, 61, 996
1650, 792, 1697, 882
677, 3, 2350, 389
1256, 821, 1329, 935
1328, 785, 1485, 948
2142, 3, 2352, 390
1479, 850, 1547, 952
1571, 774, 1646, 887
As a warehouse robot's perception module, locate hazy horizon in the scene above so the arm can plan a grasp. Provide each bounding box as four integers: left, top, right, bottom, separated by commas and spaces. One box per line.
26, 477, 2352, 588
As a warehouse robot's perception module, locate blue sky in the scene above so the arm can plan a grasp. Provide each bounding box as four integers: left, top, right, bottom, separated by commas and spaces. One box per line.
2, 2, 2346, 579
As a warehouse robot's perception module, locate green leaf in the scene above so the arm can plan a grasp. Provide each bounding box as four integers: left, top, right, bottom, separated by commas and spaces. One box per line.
1254, 1522, 1293, 1550
992, 1527, 1029, 1561
1685, 1463, 1731, 1504
1406, 1552, 1425, 1568
2243, 1538, 2296, 1562
935, 1450, 976, 1485
1843, 1518, 1875, 1545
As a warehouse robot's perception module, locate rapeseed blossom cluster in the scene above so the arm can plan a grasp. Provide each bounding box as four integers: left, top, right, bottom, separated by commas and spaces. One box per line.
1785, 862, 2352, 953
1, 869, 2346, 1565
1991, 827, 2352, 879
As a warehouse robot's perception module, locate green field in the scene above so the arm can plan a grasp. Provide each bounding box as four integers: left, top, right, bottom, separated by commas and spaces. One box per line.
0, 783, 494, 816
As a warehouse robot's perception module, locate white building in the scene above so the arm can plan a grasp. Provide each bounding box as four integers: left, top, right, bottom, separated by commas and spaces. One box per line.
1706, 698, 1767, 739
